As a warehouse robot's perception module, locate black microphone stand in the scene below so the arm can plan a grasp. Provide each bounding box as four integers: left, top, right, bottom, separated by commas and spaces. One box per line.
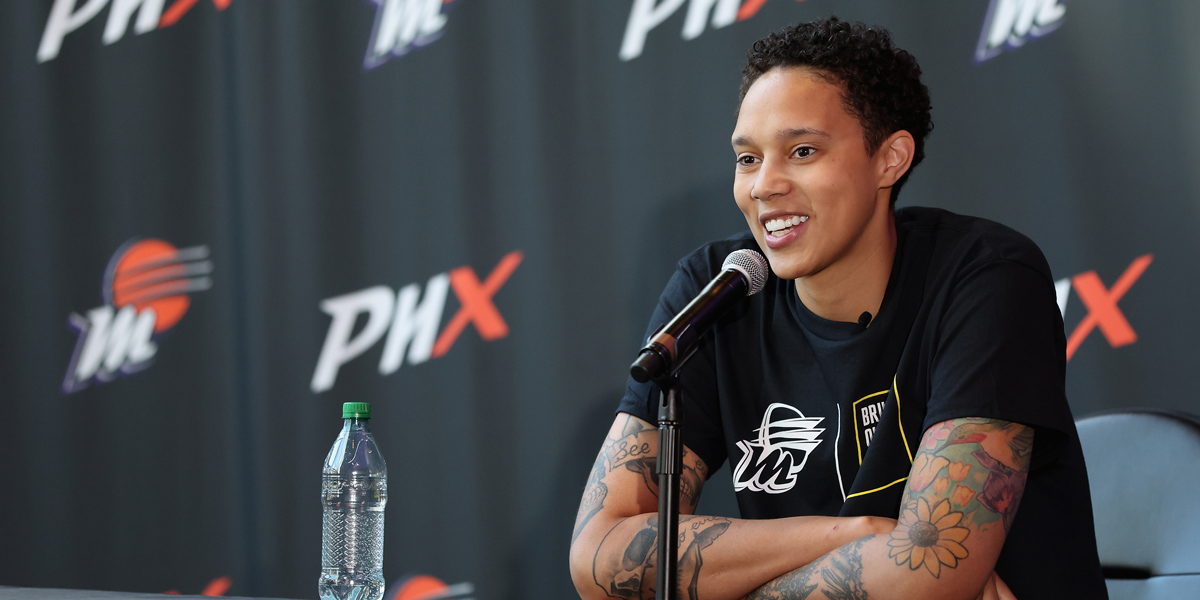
630, 251, 765, 599
655, 374, 682, 600
649, 345, 697, 600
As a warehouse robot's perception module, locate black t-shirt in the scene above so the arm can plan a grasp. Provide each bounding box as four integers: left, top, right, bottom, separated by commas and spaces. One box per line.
618, 207, 1107, 598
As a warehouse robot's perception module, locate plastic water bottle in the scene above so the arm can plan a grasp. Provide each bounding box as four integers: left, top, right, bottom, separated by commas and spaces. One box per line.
319, 402, 388, 600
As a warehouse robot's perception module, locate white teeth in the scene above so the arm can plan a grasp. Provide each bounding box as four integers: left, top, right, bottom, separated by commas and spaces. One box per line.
765, 215, 809, 233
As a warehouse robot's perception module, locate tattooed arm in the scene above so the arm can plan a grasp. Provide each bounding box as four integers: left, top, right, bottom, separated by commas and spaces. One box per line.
570, 413, 896, 600
746, 417, 1033, 600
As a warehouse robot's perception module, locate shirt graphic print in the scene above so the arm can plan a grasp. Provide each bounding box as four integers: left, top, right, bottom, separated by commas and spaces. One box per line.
732, 403, 827, 494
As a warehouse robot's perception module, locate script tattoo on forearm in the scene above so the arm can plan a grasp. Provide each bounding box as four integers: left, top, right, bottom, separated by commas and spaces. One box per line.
592, 515, 733, 600
608, 415, 659, 493
889, 418, 1033, 577
573, 415, 656, 542
746, 536, 870, 600
573, 415, 709, 542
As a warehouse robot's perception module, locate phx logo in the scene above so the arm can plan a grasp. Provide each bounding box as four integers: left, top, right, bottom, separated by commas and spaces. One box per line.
1056, 254, 1151, 361
62, 239, 213, 394
386, 575, 474, 600
38, 0, 233, 63
620, 0, 805, 61
311, 251, 521, 393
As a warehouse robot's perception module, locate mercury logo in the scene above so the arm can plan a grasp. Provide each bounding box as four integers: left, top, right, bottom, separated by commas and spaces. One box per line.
364, 0, 457, 70
311, 251, 522, 393
37, 0, 232, 63
975, 0, 1066, 63
732, 403, 825, 494
62, 239, 214, 394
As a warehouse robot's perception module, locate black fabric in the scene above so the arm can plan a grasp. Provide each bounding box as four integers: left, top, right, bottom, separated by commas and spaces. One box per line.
619, 206, 1107, 598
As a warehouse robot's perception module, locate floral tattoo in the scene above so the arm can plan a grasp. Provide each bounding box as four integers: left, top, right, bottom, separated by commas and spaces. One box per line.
888, 498, 970, 577
890, 418, 1033, 578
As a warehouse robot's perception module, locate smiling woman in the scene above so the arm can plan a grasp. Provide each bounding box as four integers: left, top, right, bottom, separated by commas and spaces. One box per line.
573, 16, 1107, 600
730, 67, 908, 322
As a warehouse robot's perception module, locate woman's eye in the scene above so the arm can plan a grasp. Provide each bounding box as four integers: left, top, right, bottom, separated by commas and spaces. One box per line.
794, 147, 815, 159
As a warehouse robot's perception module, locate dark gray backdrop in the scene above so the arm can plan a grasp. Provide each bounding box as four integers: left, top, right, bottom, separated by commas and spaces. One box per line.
2, 1, 1196, 598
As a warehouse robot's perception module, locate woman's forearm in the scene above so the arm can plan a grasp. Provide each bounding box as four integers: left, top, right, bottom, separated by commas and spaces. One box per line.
572, 512, 894, 600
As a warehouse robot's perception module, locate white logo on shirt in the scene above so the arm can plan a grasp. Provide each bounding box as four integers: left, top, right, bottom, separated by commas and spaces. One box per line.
732, 403, 825, 494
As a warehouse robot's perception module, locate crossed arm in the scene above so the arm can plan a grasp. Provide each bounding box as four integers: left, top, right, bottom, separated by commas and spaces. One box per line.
569, 413, 1032, 600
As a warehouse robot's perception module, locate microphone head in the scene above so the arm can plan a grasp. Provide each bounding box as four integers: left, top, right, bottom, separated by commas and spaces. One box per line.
721, 249, 769, 296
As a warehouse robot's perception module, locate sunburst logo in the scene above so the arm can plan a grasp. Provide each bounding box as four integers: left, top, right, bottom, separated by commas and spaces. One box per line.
62, 238, 213, 394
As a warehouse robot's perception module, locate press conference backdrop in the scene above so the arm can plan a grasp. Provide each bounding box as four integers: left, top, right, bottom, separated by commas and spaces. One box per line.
1, 0, 1196, 598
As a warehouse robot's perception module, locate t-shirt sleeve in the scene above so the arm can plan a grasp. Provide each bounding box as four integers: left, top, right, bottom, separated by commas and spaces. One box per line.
926, 259, 1074, 465
616, 254, 728, 476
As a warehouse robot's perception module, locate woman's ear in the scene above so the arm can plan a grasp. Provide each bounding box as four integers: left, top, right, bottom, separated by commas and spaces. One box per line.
879, 130, 915, 188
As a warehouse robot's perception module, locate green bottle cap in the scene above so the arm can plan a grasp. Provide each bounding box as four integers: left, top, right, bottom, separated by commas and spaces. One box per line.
342, 402, 371, 419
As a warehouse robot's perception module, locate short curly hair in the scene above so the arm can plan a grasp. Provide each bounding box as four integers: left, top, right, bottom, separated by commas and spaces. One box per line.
740, 17, 933, 204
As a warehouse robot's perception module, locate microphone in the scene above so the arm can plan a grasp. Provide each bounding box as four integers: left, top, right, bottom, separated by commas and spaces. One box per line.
630, 249, 769, 383
858, 311, 872, 328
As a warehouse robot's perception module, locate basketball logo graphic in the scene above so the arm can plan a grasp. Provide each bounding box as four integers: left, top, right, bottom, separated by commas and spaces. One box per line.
63, 239, 213, 394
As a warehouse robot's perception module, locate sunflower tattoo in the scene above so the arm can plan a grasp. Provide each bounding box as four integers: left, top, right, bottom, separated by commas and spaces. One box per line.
888, 498, 970, 577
